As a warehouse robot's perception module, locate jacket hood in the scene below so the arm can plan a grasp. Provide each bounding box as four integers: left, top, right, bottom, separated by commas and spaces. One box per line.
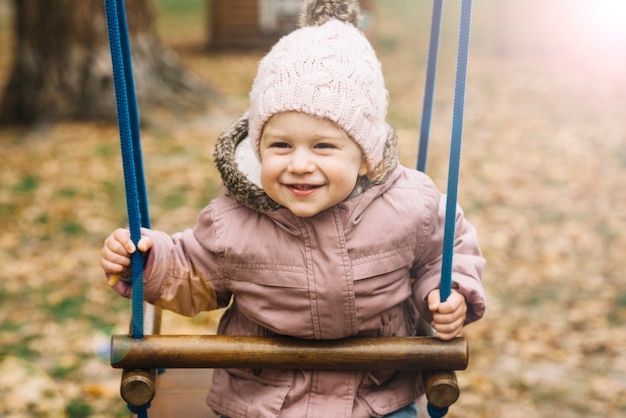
213, 113, 399, 213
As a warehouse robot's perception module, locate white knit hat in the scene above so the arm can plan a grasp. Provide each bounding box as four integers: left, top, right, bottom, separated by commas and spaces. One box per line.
248, 0, 390, 177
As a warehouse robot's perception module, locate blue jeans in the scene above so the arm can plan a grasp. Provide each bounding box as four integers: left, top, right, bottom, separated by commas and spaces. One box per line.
381, 402, 418, 418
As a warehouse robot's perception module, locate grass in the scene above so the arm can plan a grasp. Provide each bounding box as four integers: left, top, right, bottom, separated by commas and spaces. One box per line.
155, 0, 205, 18
12, 174, 39, 193
66, 399, 92, 418
45, 295, 86, 321
154, 0, 206, 42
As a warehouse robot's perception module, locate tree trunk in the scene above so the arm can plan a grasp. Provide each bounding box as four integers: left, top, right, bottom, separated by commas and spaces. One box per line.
0, 0, 210, 125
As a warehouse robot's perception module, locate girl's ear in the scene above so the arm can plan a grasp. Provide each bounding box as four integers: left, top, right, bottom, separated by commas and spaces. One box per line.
358, 158, 369, 177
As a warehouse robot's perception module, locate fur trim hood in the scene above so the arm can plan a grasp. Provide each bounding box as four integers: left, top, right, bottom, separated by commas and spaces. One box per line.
213, 114, 399, 213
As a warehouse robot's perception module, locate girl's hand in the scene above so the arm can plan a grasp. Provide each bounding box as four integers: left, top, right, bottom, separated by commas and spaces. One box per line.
427, 289, 467, 340
101, 228, 152, 297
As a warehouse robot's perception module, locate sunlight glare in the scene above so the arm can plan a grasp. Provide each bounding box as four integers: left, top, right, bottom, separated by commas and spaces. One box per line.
581, 0, 626, 42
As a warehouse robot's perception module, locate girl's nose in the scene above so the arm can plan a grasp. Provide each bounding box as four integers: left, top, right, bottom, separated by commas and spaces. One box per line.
288, 149, 315, 174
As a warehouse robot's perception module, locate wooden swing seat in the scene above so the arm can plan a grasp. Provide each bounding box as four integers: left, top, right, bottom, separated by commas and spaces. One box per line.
118, 305, 465, 416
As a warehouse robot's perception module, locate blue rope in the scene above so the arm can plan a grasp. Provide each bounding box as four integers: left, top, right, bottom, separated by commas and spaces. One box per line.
439, 0, 473, 303
103, 0, 148, 340
417, 0, 443, 173
425, 1, 473, 416
116, 1, 151, 228
128, 402, 151, 418
427, 404, 449, 418
104, 0, 152, 416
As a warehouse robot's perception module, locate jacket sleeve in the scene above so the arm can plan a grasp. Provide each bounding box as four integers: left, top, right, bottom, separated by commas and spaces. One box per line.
141, 204, 230, 317
411, 195, 486, 325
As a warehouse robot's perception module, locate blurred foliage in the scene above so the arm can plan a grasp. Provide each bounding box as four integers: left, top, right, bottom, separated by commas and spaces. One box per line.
154, 0, 207, 42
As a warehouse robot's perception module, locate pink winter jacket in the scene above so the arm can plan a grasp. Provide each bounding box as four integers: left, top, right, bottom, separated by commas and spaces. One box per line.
140, 117, 486, 418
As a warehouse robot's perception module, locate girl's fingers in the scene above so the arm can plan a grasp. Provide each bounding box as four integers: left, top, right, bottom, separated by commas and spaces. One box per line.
427, 289, 441, 312
137, 236, 152, 252
102, 246, 132, 270
432, 302, 466, 324
432, 316, 464, 340
432, 314, 464, 330
110, 228, 136, 254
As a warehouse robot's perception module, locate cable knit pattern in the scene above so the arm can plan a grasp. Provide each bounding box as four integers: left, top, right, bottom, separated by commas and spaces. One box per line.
248, 15, 390, 180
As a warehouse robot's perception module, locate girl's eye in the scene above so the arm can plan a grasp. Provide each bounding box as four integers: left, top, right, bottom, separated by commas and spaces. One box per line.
270, 142, 291, 149
315, 142, 336, 149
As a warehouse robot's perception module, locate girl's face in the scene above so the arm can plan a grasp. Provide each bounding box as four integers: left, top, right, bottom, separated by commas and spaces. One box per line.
259, 112, 368, 217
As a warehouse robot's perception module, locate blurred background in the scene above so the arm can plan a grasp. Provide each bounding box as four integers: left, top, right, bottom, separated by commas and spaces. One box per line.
0, 0, 625, 417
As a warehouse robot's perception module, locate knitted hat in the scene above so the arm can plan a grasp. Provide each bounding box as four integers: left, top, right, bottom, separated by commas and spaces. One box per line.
248, 0, 390, 179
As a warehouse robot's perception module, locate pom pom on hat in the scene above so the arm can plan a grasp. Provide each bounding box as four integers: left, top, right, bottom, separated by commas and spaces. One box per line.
298, 0, 360, 27
248, 0, 390, 179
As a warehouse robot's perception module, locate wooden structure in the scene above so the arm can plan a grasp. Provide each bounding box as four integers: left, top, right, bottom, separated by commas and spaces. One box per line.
118, 305, 464, 417
112, 335, 468, 370
209, 0, 301, 50
208, 0, 375, 50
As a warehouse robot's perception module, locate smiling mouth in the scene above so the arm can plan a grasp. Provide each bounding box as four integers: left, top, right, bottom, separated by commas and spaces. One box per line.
288, 184, 320, 190
286, 184, 322, 196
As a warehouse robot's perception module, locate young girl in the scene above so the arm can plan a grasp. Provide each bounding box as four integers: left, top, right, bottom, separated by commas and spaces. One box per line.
101, 1, 486, 417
